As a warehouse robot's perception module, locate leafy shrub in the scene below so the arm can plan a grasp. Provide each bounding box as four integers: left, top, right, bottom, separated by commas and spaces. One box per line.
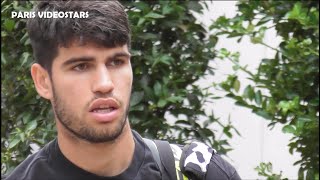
1, 1, 236, 175
211, 1, 319, 179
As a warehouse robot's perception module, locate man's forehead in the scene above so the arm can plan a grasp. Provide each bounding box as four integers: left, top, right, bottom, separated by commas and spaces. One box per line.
56, 41, 129, 56
59, 39, 129, 52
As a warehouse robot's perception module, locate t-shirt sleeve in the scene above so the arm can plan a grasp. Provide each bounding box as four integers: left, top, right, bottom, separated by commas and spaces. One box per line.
179, 141, 241, 180
205, 153, 241, 180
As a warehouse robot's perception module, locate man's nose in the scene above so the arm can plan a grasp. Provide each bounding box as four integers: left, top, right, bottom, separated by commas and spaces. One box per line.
92, 67, 114, 94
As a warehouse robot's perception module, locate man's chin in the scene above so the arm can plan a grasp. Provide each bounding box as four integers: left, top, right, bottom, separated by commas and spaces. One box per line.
70, 118, 128, 144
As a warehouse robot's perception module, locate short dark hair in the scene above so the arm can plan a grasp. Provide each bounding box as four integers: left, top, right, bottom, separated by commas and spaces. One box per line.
27, 0, 131, 74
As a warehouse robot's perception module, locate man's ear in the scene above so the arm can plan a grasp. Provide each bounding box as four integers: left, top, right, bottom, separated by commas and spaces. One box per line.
31, 63, 53, 100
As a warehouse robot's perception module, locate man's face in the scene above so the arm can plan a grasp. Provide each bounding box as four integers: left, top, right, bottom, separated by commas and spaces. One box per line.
49, 42, 132, 143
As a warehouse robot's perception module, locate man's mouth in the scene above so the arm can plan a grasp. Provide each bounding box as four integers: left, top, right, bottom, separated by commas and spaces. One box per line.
88, 98, 121, 123
91, 107, 116, 113
89, 98, 120, 112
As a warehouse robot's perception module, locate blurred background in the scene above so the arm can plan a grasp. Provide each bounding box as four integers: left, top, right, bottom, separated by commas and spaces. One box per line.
2, 1, 319, 179
194, 2, 303, 179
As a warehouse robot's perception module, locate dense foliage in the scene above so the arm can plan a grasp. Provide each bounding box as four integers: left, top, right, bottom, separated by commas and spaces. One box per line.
210, 1, 319, 179
1, 1, 237, 175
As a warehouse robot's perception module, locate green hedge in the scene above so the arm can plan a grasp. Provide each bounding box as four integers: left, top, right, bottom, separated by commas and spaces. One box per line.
1, 1, 235, 175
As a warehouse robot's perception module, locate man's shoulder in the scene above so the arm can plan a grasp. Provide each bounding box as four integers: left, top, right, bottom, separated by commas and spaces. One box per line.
207, 153, 241, 180
174, 141, 240, 180
4, 141, 54, 180
135, 131, 241, 179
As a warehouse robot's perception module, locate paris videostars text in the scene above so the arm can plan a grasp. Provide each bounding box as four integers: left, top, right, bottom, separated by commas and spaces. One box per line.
11, 11, 89, 19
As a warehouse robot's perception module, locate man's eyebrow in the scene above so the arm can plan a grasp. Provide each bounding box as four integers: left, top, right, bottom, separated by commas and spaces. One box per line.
108, 52, 131, 60
62, 56, 95, 67
62, 52, 131, 67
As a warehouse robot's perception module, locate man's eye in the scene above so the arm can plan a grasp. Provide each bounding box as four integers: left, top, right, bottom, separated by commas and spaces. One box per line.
109, 59, 124, 66
73, 63, 89, 71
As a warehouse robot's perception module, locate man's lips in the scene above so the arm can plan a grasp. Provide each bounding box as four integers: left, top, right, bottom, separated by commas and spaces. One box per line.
88, 98, 121, 123
89, 98, 120, 112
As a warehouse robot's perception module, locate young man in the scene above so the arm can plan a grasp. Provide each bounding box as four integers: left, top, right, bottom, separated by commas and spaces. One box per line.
5, 1, 241, 180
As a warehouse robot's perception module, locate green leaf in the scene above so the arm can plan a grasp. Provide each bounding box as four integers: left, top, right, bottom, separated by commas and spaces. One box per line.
1, 31, 8, 37
137, 18, 146, 26
157, 99, 167, 108
8, 138, 21, 149
187, 1, 202, 12
154, 82, 162, 97
20, 52, 30, 67
243, 85, 255, 101
130, 91, 144, 107
175, 120, 190, 126
315, 173, 319, 180
233, 79, 240, 92
297, 116, 312, 122
266, 162, 272, 173
145, 12, 165, 19
138, 33, 158, 40
286, 3, 300, 17
20, 32, 29, 44
278, 98, 299, 114
162, 4, 173, 15
256, 16, 273, 26
298, 168, 305, 180
19, 132, 25, 142
26, 120, 37, 132
133, 1, 148, 11
219, 48, 230, 58
286, 2, 303, 20
282, 125, 296, 134
167, 96, 184, 103
306, 169, 315, 180
278, 101, 290, 114
4, 19, 15, 32
255, 110, 272, 120
1, 52, 7, 64
223, 126, 232, 138
129, 104, 144, 112
22, 113, 32, 124
159, 55, 173, 66
250, 36, 262, 44
255, 90, 262, 105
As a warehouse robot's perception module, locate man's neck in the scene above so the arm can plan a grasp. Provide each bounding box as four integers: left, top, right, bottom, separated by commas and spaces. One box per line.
56, 121, 135, 177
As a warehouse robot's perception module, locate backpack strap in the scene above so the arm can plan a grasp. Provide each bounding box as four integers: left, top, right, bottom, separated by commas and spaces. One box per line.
143, 138, 178, 180
154, 140, 178, 180
143, 138, 217, 180
143, 138, 163, 175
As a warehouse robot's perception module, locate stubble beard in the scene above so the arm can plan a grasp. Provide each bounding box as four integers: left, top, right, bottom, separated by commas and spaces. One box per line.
52, 85, 131, 144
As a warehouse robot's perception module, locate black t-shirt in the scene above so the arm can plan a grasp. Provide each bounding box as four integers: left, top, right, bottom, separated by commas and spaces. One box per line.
5, 131, 241, 180
5, 131, 161, 180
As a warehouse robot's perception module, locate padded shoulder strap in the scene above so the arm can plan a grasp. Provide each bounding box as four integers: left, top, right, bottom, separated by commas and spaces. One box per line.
154, 140, 178, 180
143, 138, 163, 174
